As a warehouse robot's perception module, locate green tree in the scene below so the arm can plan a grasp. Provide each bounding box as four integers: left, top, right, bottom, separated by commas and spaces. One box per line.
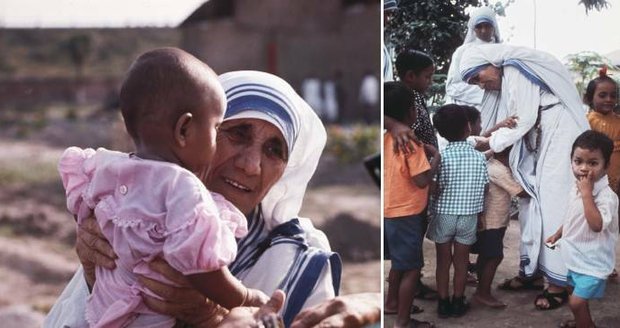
579, 0, 609, 14
564, 51, 615, 96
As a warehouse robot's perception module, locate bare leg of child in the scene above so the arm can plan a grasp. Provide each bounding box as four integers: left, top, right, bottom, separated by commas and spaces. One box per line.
473, 256, 507, 308
385, 269, 402, 312
452, 242, 470, 298
568, 295, 595, 328
394, 270, 420, 328
435, 242, 453, 299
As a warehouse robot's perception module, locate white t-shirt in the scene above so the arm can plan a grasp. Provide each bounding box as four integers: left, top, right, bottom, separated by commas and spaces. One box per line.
560, 176, 619, 279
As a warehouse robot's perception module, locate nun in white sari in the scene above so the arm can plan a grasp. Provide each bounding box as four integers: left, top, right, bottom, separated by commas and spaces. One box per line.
445, 6, 501, 107
44, 71, 341, 327
459, 44, 588, 302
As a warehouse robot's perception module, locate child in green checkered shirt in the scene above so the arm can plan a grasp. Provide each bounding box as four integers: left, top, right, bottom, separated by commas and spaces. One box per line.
426, 104, 489, 318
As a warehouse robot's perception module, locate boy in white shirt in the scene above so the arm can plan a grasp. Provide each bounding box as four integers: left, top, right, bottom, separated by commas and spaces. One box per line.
546, 130, 619, 328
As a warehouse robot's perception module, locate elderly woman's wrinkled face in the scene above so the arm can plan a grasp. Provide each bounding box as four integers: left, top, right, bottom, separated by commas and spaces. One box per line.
474, 22, 495, 43
469, 65, 502, 90
205, 118, 288, 215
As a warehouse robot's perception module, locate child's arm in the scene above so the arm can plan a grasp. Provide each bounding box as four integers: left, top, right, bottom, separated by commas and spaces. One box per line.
385, 116, 420, 155
546, 225, 563, 244
187, 267, 268, 310
411, 144, 440, 188
577, 172, 604, 232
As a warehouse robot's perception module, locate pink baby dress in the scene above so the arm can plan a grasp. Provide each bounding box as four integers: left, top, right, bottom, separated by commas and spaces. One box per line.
59, 147, 248, 328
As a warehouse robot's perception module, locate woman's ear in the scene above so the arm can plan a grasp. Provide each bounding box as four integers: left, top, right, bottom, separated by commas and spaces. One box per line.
174, 112, 193, 147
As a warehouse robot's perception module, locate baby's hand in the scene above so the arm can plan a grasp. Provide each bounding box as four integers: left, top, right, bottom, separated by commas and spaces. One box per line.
244, 288, 270, 307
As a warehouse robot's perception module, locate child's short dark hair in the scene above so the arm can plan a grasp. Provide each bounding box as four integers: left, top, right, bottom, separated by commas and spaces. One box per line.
463, 106, 480, 124
583, 70, 618, 107
395, 48, 434, 80
571, 130, 613, 167
384, 81, 415, 122
433, 104, 469, 142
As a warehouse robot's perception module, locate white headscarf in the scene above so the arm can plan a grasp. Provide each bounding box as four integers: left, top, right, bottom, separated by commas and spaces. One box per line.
459, 44, 588, 132
463, 6, 501, 44
218, 71, 327, 232
445, 7, 501, 106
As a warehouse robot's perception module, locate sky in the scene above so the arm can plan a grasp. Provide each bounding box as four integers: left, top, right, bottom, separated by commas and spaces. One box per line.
1, 0, 619, 61
495, 0, 620, 61
0, 0, 206, 28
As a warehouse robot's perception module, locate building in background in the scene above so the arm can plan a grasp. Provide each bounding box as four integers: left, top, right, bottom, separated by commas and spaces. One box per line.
180, 0, 380, 122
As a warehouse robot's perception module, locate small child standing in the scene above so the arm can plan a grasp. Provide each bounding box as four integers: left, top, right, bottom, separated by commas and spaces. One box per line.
427, 104, 488, 318
471, 147, 525, 308
584, 68, 620, 221
546, 130, 618, 328
384, 81, 439, 328
58, 48, 267, 327
384, 49, 438, 153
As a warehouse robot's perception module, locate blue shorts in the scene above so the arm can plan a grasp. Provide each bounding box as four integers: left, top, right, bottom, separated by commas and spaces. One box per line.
567, 270, 606, 300
385, 214, 425, 271
426, 213, 477, 245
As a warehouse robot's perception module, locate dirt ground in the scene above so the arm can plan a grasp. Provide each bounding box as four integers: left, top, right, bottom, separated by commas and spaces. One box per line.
384, 222, 620, 328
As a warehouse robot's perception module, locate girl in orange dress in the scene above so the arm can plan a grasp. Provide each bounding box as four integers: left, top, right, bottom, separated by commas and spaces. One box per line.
584, 67, 620, 195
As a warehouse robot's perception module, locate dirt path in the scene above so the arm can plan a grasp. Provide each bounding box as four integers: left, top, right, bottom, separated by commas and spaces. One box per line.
384, 222, 620, 328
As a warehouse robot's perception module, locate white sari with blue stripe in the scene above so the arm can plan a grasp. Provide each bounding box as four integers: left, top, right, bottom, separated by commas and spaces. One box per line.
460, 45, 589, 285
230, 207, 341, 327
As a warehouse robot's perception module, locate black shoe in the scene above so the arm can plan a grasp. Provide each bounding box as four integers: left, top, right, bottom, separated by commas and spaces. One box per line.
451, 296, 470, 317
437, 297, 452, 318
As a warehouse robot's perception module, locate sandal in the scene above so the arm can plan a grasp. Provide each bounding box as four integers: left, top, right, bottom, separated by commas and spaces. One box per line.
415, 282, 439, 301
534, 289, 568, 310
498, 276, 544, 291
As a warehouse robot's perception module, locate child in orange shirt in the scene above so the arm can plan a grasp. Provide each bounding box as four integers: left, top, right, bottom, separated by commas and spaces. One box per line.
384, 81, 440, 328
585, 68, 620, 195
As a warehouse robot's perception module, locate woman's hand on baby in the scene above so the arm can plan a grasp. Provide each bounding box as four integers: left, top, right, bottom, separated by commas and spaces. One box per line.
140, 258, 228, 327
75, 213, 117, 287
290, 292, 380, 328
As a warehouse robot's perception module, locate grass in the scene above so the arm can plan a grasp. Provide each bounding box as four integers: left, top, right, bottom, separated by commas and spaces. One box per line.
0, 161, 59, 186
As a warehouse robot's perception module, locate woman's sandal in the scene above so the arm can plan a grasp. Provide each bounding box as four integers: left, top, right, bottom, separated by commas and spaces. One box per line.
498, 276, 544, 291
534, 289, 568, 310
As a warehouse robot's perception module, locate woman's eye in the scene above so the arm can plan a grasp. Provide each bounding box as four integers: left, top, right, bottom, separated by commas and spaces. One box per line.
264, 141, 287, 161
222, 126, 249, 143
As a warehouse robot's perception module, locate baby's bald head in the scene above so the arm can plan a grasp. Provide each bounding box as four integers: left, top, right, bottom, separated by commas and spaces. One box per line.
119, 47, 225, 143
